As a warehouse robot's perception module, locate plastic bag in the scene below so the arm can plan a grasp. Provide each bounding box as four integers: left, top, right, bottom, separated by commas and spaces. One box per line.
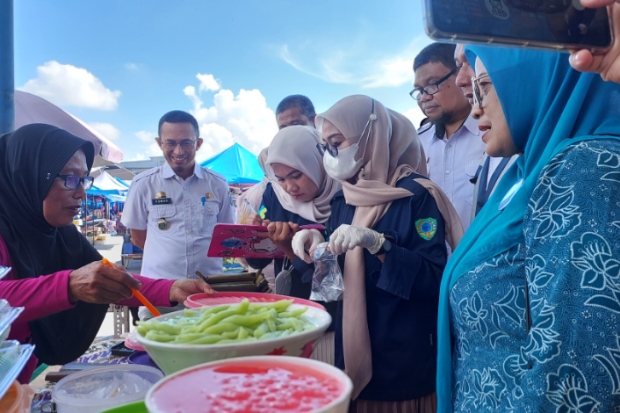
309, 242, 344, 302
275, 259, 293, 295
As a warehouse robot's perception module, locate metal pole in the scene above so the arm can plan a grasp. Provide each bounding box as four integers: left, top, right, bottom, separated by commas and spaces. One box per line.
0, 0, 14, 135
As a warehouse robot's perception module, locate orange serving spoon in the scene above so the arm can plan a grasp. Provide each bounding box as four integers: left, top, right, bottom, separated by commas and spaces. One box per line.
101, 257, 161, 316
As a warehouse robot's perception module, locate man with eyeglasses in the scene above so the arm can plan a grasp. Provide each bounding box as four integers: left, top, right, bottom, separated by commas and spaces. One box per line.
122, 110, 233, 318
412, 42, 486, 231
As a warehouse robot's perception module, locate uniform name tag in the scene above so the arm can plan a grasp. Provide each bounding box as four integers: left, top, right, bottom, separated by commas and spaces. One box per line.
152, 198, 172, 205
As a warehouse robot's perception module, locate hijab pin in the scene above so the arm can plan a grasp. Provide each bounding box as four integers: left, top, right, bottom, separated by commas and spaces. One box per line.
45, 173, 51, 180
498, 179, 524, 211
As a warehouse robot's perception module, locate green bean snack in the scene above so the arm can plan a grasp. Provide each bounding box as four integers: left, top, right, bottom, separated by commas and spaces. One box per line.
136, 299, 316, 344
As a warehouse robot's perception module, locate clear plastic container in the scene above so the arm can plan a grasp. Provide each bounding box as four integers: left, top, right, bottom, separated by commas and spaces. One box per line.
0, 265, 10, 280
0, 343, 34, 402
0, 341, 23, 377
0, 304, 23, 342
52, 364, 164, 413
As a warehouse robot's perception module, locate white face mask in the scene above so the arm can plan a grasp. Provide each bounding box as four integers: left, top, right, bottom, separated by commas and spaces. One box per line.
322, 107, 377, 181
323, 142, 363, 181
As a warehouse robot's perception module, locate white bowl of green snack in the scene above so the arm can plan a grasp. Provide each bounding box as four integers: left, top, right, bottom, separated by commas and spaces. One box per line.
135, 299, 331, 375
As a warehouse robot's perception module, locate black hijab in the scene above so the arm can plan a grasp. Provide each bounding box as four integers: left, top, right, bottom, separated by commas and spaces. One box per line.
0, 124, 109, 365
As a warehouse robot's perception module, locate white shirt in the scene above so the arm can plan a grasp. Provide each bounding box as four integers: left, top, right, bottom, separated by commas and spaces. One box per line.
121, 163, 234, 280
417, 116, 486, 231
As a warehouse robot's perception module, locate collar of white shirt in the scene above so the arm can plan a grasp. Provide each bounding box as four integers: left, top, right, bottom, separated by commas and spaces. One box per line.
432, 115, 480, 141
161, 162, 205, 180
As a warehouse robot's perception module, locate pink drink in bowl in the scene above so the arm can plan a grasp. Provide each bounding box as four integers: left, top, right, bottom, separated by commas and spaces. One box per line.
184, 292, 326, 310
145, 356, 352, 413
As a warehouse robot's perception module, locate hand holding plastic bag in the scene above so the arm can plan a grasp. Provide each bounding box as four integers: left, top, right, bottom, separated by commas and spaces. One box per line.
328, 224, 384, 255
292, 229, 325, 263
309, 242, 344, 302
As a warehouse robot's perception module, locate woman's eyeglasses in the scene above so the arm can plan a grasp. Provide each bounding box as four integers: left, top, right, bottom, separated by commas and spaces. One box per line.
316, 100, 377, 158
316, 142, 339, 157
471, 74, 492, 109
56, 174, 95, 190
409, 65, 461, 101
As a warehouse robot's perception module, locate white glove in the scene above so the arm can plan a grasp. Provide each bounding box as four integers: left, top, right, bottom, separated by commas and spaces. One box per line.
292, 229, 325, 263
328, 224, 384, 256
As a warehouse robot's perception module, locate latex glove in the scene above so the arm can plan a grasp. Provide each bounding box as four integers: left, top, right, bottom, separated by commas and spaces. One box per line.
328, 224, 384, 256
292, 229, 325, 263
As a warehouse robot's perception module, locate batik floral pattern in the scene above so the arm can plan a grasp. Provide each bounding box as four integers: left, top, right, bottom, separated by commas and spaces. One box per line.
451, 142, 620, 412
571, 232, 620, 313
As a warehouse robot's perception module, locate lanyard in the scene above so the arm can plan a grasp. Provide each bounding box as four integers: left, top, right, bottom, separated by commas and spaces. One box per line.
476, 156, 512, 215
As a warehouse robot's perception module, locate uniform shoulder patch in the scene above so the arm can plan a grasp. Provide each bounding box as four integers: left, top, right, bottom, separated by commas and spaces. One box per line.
132, 166, 160, 183
415, 218, 437, 241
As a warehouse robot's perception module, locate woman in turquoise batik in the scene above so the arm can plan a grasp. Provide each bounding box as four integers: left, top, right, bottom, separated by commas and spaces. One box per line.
436, 47, 620, 412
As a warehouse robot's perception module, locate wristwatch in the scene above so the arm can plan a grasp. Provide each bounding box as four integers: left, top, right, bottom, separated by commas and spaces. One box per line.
374, 237, 392, 256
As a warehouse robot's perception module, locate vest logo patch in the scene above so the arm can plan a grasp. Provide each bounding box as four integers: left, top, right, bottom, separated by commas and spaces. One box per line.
416, 218, 437, 241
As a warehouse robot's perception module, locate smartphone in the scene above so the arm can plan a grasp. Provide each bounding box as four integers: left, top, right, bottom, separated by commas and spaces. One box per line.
423, 0, 613, 52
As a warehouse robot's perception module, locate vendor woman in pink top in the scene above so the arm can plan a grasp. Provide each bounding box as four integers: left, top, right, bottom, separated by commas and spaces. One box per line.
0, 124, 213, 383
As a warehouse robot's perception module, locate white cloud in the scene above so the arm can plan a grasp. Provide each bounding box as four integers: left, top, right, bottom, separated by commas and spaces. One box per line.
132, 131, 161, 159
21, 61, 121, 110
129, 144, 161, 161
279, 34, 433, 89
147, 142, 162, 157
183, 77, 277, 163
402, 107, 427, 131
125, 63, 138, 70
135, 130, 157, 143
196, 74, 221, 92
128, 153, 148, 161
88, 122, 121, 140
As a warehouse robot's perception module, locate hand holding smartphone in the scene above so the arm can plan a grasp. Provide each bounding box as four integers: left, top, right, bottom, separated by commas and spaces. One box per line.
424, 0, 614, 52
569, 0, 620, 84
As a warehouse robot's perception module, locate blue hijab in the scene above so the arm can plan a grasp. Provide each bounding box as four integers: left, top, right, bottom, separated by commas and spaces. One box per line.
436, 47, 620, 412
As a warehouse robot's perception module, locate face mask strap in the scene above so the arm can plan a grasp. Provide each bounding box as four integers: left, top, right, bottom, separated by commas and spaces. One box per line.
358, 99, 377, 177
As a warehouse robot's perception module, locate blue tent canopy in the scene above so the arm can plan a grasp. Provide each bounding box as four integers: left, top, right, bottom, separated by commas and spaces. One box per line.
200, 143, 264, 184
87, 187, 127, 202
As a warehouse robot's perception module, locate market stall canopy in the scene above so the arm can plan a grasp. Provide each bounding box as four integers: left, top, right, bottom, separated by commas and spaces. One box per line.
91, 157, 135, 181
86, 187, 127, 203
14, 90, 124, 162
200, 143, 264, 184
93, 171, 129, 192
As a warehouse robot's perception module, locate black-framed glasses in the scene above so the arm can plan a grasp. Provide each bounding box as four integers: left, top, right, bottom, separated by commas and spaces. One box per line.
409, 65, 461, 101
316, 142, 339, 157
472, 73, 492, 109
57, 174, 94, 190
160, 139, 197, 149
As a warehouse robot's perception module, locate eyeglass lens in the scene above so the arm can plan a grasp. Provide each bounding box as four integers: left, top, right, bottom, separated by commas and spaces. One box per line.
316, 142, 338, 157
410, 65, 460, 101
63, 174, 94, 190
164, 140, 195, 149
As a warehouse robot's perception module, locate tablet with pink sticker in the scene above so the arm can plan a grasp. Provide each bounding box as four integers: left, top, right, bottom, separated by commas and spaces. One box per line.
206, 223, 324, 259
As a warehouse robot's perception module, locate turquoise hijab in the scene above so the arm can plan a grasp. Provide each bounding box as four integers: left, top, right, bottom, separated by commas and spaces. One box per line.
436, 47, 620, 412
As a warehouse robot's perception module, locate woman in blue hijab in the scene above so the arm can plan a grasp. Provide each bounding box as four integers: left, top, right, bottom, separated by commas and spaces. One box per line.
436, 46, 620, 412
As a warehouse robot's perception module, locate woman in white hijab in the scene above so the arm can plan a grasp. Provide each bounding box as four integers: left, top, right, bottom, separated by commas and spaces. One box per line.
246, 125, 341, 363
293, 95, 462, 413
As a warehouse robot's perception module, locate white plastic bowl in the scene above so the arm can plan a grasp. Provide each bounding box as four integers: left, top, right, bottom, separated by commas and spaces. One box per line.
136, 303, 332, 375
52, 365, 163, 413
145, 356, 352, 413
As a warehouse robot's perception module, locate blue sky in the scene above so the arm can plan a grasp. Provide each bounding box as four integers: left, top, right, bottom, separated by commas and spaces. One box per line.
14, 0, 432, 163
